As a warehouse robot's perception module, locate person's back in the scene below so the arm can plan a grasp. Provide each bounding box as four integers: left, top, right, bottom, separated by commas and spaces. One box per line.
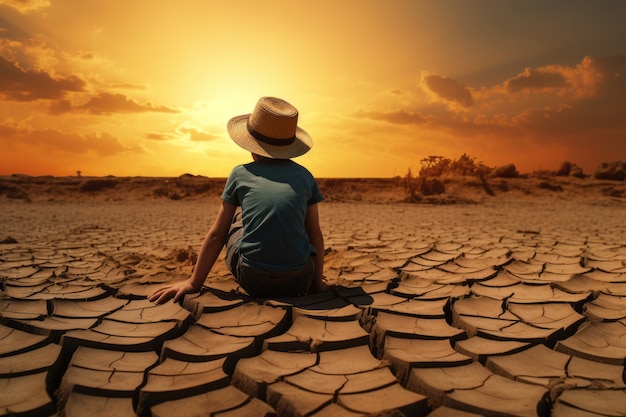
149, 96, 328, 304
222, 158, 323, 272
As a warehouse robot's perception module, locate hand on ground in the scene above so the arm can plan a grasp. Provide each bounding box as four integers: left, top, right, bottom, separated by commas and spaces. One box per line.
148, 280, 198, 304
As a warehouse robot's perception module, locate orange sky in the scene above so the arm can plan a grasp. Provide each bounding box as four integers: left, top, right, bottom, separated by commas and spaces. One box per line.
1, 0, 625, 178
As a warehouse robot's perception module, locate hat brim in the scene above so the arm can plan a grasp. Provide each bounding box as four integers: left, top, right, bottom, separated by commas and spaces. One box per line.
227, 114, 313, 159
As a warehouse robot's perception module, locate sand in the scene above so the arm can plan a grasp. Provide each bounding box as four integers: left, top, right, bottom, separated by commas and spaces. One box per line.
1, 175, 626, 416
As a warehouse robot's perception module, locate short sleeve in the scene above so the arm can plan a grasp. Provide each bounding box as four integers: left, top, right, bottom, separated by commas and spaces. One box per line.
220, 166, 241, 206
308, 180, 324, 206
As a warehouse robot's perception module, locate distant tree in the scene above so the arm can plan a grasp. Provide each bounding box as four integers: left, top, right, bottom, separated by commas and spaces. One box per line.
419, 156, 449, 177
404, 153, 496, 201
416, 153, 492, 177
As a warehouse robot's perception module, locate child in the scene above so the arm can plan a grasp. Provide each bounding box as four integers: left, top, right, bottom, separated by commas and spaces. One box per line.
149, 97, 327, 304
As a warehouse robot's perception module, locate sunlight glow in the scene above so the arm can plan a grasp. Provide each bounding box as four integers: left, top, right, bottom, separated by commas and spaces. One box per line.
1, 1, 625, 177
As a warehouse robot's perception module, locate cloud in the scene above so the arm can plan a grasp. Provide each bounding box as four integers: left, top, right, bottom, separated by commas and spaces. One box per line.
0, 29, 69, 72
47, 99, 72, 114
421, 72, 474, 108
48, 92, 179, 115
0, 0, 50, 14
109, 82, 148, 91
177, 126, 220, 142
78, 92, 179, 114
0, 55, 86, 101
504, 67, 569, 92
83, 132, 143, 156
145, 132, 177, 141
145, 125, 220, 142
353, 109, 430, 125
351, 55, 626, 170
0, 34, 173, 114
359, 55, 626, 134
579, 55, 626, 99
507, 55, 626, 132
0, 122, 142, 156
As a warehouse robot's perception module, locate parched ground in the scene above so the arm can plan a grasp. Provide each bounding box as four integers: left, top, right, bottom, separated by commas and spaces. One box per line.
1, 188, 626, 416
2, 173, 625, 204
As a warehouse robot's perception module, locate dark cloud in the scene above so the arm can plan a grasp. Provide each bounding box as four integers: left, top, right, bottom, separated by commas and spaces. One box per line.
583, 55, 626, 99
511, 55, 626, 132
0, 41, 173, 113
360, 55, 626, 136
0, 55, 86, 101
505, 68, 569, 92
350, 55, 626, 171
422, 73, 474, 107
0, 34, 176, 115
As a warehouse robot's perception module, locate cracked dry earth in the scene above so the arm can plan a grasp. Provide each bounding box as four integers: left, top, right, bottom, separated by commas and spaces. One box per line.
1, 199, 626, 417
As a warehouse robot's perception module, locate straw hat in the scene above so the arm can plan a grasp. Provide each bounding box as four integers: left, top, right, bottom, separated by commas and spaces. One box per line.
227, 97, 312, 159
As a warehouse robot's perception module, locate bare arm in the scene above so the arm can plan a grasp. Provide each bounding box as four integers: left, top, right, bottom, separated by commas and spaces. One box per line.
305, 203, 327, 292
149, 201, 237, 304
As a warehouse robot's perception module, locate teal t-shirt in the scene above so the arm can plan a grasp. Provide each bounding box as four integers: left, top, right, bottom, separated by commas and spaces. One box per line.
221, 159, 324, 272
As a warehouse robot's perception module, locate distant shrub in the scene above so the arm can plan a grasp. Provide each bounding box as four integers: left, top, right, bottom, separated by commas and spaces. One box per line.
418, 153, 490, 177
538, 181, 563, 192
419, 177, 445, 195
594, 160, 626, 181
0, 184, 30, 200
174, 175, 212, 194
403, 153, 518, 202
555, 161, 571, 176
556, 161, 585, 178
492, 163, 519, 178
418, 156, 450, 177
79, 179, 118, 192
569, 165, 585, 178
154, 184, 184, 200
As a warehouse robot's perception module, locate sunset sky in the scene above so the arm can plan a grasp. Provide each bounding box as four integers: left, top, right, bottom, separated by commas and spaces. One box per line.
1, 0, 625, 178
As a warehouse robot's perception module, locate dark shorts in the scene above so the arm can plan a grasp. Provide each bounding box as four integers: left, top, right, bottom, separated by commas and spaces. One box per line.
225, 213, 315, 298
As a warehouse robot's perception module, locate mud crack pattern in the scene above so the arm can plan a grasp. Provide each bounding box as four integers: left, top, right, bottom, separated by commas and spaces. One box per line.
1, 200, 626, 417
